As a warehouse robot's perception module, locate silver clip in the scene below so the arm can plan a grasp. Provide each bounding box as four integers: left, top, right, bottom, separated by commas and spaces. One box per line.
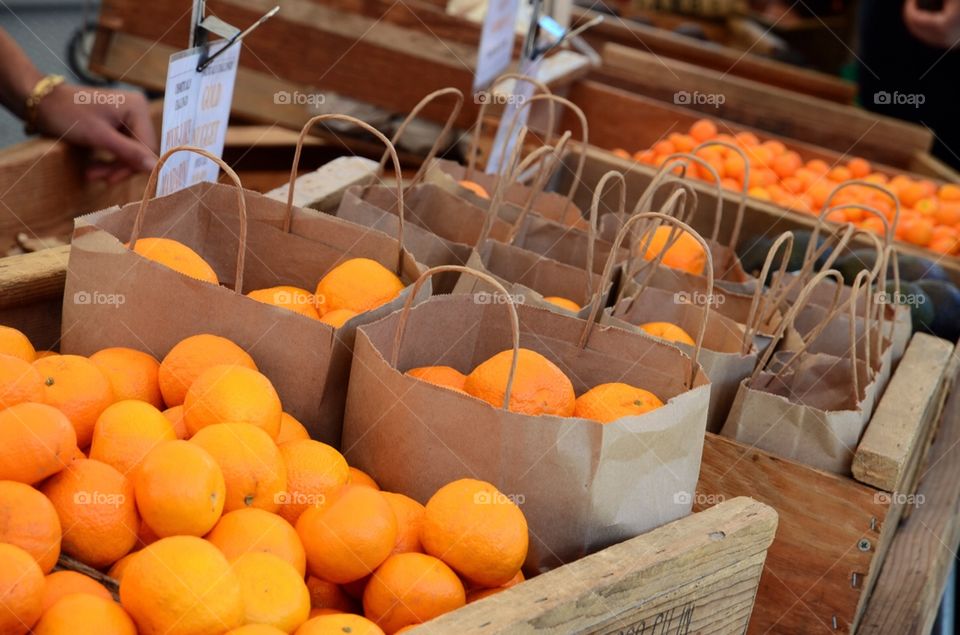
193, 4, 280, 73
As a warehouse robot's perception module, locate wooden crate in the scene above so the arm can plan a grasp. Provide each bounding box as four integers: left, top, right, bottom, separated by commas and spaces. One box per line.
570, 7, 857, 104
585, 46, 952, 176
0, 246, 778, 634
90, 0, 590, 131
537, 143, 960, 632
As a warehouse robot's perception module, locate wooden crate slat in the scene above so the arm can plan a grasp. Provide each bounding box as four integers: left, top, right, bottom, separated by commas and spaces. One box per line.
595, 43, 933, 168
415, 497, 776, 634
857, 369, 960, 634
852, 334, 957, 492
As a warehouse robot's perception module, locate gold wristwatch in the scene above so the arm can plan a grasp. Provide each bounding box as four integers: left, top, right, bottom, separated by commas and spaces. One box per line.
24, 74, 66, 135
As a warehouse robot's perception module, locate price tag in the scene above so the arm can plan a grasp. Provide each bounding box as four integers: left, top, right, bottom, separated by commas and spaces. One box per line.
473, 0, 520, 91
158, 41, 240, 196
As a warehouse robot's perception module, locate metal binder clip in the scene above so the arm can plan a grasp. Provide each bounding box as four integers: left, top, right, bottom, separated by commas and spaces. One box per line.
192, 0, 279, 73
520, 0, 602, 63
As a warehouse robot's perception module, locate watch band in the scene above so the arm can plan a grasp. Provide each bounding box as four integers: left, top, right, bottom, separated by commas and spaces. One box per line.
24, 74, 66, 135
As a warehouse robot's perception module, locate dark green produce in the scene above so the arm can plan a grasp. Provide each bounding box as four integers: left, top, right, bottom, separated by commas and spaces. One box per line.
916, 279, 960, 342
882, 280, 935, 334
835, 250, 951, 286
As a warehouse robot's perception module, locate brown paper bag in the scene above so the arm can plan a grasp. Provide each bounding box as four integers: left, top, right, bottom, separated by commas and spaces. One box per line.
598, 211, 762, 433
62, 144, 427, 446
721, 269, 877, 474
342, 265, 711, 572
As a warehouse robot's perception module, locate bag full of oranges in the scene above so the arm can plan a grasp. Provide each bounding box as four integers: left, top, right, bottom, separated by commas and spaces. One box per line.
341, 264, 711, 573
61, 144, 426, 446
600, 212, 768, 433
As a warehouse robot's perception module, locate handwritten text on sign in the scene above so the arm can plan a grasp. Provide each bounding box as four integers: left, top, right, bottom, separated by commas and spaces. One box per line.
158, 42, 240, 196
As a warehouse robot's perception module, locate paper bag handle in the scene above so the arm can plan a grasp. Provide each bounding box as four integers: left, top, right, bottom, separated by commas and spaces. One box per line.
582, 211, 710, 388
821, 180, 901, 245
473, 125, 538, 247
620, 188, 692, 304
630, 158, 699, 227
660, 152, 725, 242
466, 73, 554, 180
742, 231, 795, 355
585, 170, 627, 296
768, 221, 857, 312
751, 268, 845, 382
499, 93, 588, 214
374, 88, 464, 191
391, 265, 520, 410
129, 145, 247, 293
284, 116, 406, 270
693, 140, 750, 252
502, 131, 574, 245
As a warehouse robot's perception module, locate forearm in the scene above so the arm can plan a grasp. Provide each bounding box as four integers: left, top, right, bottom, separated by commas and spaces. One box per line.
0, 30, 44, 119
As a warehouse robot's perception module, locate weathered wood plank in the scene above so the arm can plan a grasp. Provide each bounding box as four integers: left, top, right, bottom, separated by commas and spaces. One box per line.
852, 334, 955, 492
265, 156, 379, 211
596, 43, 933, 168
415, 497, 777, 634
857, 371, 960, 635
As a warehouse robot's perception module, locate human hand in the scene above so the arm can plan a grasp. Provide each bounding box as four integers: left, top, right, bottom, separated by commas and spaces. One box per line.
35, 84, 158, 184
904, 0, 960, 49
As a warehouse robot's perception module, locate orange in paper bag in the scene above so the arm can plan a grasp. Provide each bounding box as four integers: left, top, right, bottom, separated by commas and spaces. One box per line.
464, 349, 575, 417
640, 226, 706, 276
131, 237, 218, 284
543, 296, 580, 312
458, 180, 490, 199
639, 321, 695, 346
315, 258, 404, 316
421, 478, 527, 587
247, 286, 321, 321
406, 366, 467, 393
573, 382, 665, 423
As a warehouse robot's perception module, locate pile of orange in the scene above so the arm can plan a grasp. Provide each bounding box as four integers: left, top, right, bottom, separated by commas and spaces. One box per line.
131, 237, 406, 327
407, 347, 665, 423
613, 118, 960, 256
0, 324, 531, 634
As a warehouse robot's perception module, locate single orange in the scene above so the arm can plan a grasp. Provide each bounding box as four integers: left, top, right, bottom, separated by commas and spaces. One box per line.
458, 180, 489, 199
190, 423, 287, 512
0, 326, 35, 362
651, 140, 675, 156
639, 225, 707, 276
319, 309, 358, 328
131, 237, 218, 284
0, 402, 77, 485
363, 552, 466, 634
296, 485, 398, 584
315, 258, 405, 316
89, 400, 176, 476
135, 440, 225, 537
689, 119, 717, 143
905, 217, 935, 246
0, 480, 61, 573
0, 354, 44, 409
382, 492, 425, 555
295, 614, 385, 635
233, 552, 310, 632
158, 333, 257, 407
247, 286, 321, 321
734, 131, 760, 147
772, 152, 802, 179
40, 458, 139, 568
120, 536, 244, 635
34, 593, 136, 635
405, 366, 467, 393
0, 543, 45, 635
305, 577, 357, 614
574, 382, 665, 423
33, 355, 114, 449
40, 571, 113, 613
421, 478, 528, 587
464, 348, 576, 417
349, 467, 380, 490
939, 183, 960, 201
277, 439, 350, 524
543, 296, 581, 312
667, 132, 695, 154
206, 507, 307, 576
935, 201, 960, 227
847, 157, 872, 178
183, 364, 282, 439
89, 347, 163, 408
639, 321, 695, 346
277, 411, 311, 444
161, 405, 189, 439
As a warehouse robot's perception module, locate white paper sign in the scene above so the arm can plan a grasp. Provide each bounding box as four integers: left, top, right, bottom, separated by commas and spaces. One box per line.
485, 55, 542, 175
158, 41, 240, 196
473, 0, 520, 91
